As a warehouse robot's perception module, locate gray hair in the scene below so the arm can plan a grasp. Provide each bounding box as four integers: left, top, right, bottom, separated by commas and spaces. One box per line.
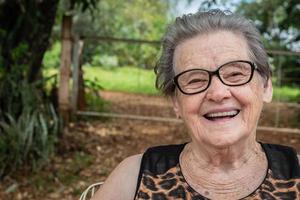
154, 9, 271, 96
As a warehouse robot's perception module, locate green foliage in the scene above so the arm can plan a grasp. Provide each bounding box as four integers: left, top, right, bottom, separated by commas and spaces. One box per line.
0, 54, 59, 179
0, 0, 99, 180
90, 54, 119, 69
0, 0, 59, 82
70, 0, 171, 69
60, 0, 97, 14
236, 0, 300, 86
85, 91, 111, 113
273, 86, 300, 102
84, 77, 110, 112
42, 42, 61, 68
0, 0, 61, 178
187, 1, 300, 86
84, 77, 103, 91
0, 105, 58, 177
237, 0, 300, 35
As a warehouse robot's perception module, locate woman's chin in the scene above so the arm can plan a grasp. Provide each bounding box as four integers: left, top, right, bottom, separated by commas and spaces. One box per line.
196, 129, 250, 149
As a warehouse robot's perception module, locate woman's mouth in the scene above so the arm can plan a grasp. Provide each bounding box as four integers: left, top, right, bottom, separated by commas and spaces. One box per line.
204, 110, 240, 121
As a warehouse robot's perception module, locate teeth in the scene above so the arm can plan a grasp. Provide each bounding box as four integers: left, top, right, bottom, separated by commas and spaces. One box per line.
206, 110, 238, 118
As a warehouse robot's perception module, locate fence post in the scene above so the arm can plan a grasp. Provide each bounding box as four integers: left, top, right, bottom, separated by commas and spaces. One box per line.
71, 35, 85, 115
59, 14, 72, 131
77, 41, 86, 111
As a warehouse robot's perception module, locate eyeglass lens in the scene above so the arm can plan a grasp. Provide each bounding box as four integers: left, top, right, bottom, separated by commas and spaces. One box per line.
176, 61, 253, 94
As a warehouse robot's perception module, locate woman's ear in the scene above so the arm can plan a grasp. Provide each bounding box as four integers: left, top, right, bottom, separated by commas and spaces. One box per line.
263, 78, 273, 103
170, 94, 181, 118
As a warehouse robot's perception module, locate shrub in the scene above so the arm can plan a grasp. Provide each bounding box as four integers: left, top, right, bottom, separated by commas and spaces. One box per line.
91, 54, 119, 69
84, 77, 110, 112
42, 42, 61, 68
0, 73, 59, 178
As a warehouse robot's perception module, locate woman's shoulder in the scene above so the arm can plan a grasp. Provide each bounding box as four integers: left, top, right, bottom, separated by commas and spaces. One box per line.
119, 154, 143, 168
262, 143, 299, 162
91, 144, 186, 199
140, 143, 186, 174
143, 143, 186, 158
261, 143, 300, 179
91, 154, 142, 200
105, 154, 143, 179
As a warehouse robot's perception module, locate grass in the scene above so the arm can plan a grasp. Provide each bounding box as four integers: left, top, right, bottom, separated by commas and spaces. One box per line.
83, 66, 158, 95
44, 66, 300, 102
273, 86, 300, 102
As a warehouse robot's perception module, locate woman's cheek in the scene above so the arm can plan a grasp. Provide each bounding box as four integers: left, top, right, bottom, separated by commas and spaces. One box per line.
242, 85, 264, 126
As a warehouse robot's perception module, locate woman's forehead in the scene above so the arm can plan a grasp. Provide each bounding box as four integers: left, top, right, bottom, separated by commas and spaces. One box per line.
173, 31, 250, 72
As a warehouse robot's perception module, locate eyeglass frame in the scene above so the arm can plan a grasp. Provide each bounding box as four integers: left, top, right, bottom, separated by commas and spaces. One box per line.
173, 60, 258, 95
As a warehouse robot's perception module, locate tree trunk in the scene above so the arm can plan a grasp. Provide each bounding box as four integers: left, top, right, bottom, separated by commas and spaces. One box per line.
0, 0, 59, 82
0, 0, 59, 121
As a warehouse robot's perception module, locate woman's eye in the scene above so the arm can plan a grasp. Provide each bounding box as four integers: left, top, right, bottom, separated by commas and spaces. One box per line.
223, 72, 247, 83
227, 72, 244, 77
187, 79, 207, 84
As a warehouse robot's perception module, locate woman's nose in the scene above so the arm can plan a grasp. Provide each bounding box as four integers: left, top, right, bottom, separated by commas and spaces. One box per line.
205, 76, 231, 102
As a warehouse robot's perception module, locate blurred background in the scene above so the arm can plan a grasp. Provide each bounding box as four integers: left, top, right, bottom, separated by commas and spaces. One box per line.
0, 0, 299, 199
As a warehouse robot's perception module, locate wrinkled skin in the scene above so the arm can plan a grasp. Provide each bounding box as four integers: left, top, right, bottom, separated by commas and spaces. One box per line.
172, 31, 273, 151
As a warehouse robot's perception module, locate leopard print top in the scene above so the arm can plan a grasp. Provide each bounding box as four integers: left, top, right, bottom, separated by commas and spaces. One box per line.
134, 143, 300, 200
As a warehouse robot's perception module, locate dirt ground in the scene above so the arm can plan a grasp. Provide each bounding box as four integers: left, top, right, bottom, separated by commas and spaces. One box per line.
1, 91, 299, 200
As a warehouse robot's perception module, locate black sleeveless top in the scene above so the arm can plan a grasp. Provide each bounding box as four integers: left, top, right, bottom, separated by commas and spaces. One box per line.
134, 143, 300, 199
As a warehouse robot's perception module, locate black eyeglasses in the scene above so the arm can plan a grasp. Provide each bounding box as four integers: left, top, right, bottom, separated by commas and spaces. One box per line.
173, 60, 257, 95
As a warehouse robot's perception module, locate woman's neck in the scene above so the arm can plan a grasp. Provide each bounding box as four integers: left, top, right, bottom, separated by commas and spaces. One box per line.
189, 137, 261, 169
179, 140, 268, 199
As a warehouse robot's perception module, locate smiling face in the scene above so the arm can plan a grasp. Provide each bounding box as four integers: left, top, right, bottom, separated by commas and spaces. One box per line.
172, 31, 273, 148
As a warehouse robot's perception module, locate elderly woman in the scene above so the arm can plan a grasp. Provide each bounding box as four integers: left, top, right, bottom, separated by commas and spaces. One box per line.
92, 10, 300, 200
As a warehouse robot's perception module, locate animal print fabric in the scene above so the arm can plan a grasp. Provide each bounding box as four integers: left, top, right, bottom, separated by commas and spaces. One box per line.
135, 165, 300, 200
134, 143, 300, 200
